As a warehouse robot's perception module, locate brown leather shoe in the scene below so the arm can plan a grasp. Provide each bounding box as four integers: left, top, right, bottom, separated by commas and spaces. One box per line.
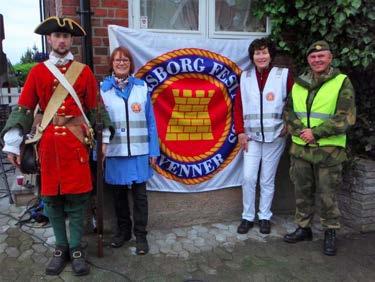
45, 246, 69, 275
237, 219, 254, 234
259, 220, 271, 234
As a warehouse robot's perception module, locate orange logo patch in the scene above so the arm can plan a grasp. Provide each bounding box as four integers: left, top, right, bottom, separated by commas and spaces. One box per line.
266, 92, 275, 101
131, 103, 141, 113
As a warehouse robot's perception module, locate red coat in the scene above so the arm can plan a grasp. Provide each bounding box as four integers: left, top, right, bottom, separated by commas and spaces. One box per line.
18, 61, 98, 196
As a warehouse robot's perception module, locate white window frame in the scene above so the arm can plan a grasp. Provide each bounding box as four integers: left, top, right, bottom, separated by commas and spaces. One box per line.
130, 0, 206, 37
129, 0, 270, 39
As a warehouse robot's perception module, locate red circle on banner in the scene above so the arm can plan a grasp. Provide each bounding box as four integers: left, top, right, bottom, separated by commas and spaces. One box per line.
154, 77, 228, 157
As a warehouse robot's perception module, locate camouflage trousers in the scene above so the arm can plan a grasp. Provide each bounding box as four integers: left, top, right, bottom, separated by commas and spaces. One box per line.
290, 156, 342, 229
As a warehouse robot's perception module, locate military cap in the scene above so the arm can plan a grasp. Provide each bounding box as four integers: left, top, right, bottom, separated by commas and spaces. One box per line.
306, 40, 330, 56
34, 16, 86, 36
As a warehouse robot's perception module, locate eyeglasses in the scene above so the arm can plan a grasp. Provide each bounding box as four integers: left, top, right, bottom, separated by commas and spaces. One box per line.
114, 58, 130, 64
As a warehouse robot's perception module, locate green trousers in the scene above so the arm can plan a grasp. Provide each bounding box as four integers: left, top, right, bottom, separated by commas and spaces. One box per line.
290, 156, 342, 229
43, 193, 90, 249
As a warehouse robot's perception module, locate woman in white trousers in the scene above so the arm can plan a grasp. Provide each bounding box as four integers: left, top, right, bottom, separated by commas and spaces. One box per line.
234, 38, 293, 234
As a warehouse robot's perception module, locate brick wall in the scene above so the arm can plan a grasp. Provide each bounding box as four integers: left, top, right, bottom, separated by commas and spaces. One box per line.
339, 159, 375, 233
44, 0, 129, 80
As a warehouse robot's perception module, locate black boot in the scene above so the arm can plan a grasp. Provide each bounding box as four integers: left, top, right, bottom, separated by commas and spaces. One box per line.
136, 237, 149, 255
283, 227, 313, 243
70, 247, 90, 276
259, 220, 271, 234
45, 246, 70, 275
111, 229, 132, 248
237, 219, 254, 234
323, 229, 337, 256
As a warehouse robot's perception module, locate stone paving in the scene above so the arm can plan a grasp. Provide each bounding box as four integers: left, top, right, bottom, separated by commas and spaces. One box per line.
0, 172, 375, 281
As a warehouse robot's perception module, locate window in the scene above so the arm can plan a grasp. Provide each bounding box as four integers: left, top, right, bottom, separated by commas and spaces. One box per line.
130, 0, 269, 38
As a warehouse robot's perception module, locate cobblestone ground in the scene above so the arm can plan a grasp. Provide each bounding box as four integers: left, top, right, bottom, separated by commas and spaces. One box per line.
1, 193, 375, 282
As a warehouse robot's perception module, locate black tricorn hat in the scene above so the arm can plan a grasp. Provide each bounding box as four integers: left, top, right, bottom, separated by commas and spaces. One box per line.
34, 16, 86, 36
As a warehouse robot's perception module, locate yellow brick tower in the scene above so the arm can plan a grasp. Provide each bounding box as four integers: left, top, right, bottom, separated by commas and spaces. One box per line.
166, 89, 215, 141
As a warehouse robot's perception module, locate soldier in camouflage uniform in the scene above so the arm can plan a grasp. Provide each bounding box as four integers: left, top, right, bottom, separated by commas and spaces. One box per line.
283, 41, 356, 256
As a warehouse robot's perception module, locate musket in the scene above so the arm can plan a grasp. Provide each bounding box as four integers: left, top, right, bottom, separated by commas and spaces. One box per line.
95, 88, 104, 257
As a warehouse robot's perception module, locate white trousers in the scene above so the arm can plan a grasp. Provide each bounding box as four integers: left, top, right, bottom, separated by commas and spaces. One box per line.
242, 137, 286, 221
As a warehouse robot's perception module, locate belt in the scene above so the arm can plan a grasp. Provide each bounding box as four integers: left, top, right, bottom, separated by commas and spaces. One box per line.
52, 115, 84, 126
51, 115, 93, 146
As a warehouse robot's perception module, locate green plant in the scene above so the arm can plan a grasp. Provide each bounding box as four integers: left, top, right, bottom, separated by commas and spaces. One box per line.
252, 0, 375, 158
11, 62, 36, 86
253, 0, 375, 71
20, 45, 39, 64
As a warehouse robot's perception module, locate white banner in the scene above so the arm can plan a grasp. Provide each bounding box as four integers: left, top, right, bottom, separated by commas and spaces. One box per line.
108, 25, 257, 192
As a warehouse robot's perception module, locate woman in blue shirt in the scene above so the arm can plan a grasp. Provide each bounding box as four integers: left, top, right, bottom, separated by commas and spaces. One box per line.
100, 46, 160, 255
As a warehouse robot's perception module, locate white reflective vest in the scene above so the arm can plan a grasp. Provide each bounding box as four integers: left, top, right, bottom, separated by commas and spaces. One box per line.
240, 67, 288, 142
101, 83, 149, 157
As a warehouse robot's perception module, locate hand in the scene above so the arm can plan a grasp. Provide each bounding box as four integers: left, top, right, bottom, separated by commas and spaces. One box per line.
300, 128, 315, 144
279, 124, 288, 137
101, 144, 107, 169
238, 133, 249, 152
7, 153, 20, 167
102, 143, 107, 157
149, 156, 157, 166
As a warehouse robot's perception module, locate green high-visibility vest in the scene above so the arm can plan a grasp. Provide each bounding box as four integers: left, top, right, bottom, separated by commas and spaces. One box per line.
291, 74, 347, 147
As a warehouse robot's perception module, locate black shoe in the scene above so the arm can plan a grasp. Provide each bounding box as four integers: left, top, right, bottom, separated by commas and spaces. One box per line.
111, 230, 132, 248
237, 219, 254, 234
136, 238, 149, 255
259, 220, 271, 234
323, 229, 337, 256
45, 246, 70, 275
283, 227, 313, 243
70, 247, 90, 276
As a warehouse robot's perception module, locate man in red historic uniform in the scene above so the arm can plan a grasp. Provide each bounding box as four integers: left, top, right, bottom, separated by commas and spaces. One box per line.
1, 17, 112, 276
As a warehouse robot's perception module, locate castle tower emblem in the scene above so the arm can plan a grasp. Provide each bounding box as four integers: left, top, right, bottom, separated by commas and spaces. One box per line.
166, 89, 214, 141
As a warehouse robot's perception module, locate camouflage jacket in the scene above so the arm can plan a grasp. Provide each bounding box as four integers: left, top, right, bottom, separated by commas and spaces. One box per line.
285, 67, 356, 165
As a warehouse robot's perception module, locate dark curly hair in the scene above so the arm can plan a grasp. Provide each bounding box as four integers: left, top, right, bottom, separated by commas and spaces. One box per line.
248, 37, 276, 64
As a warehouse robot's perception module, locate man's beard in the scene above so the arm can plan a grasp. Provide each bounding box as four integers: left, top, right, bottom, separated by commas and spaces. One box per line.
52, 47, 70, 57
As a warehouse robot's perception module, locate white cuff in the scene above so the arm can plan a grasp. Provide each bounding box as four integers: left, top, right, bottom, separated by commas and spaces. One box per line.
3, 128, 23, 155
2, 144, 20, 155
102, 128, 110, 144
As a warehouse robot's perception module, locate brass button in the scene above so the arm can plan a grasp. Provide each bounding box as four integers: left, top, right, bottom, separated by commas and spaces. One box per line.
53, 85, 57, 89
53, 79, 57, 82
62, 67, 67, 71
60, 106, 66, 110
54, 126, 59, 129
62, 132, 67, 136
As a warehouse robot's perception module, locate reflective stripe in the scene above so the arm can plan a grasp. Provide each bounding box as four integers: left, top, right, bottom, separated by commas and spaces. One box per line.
291, 73, 347, 148
244, 113, 283, 120
295, 112, 332, 119
245, 123, 283, 133
112, 135, 148, 144
114, 120, 147, 129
